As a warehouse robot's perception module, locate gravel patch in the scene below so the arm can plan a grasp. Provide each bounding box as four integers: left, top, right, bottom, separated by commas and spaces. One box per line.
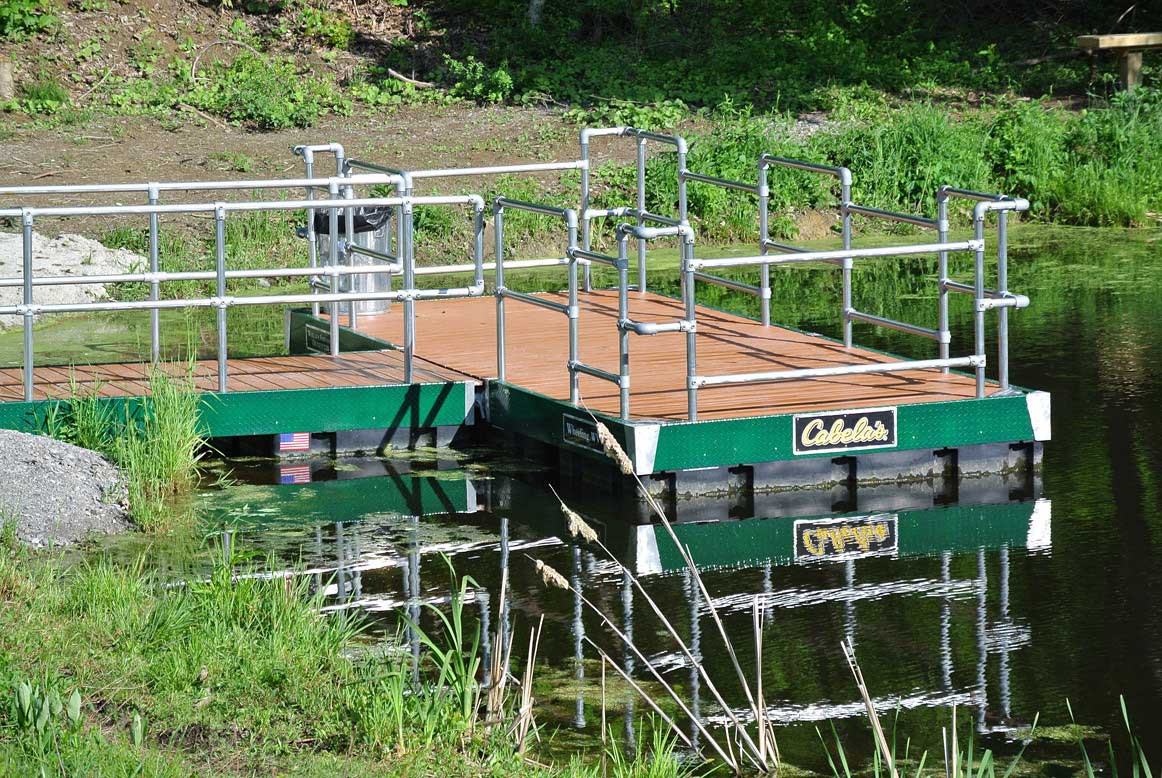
0, 231, 143, 330
0, 429, 130, 548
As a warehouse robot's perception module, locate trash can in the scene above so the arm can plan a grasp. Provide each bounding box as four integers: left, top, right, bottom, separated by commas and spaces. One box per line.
312, 206, 394, 316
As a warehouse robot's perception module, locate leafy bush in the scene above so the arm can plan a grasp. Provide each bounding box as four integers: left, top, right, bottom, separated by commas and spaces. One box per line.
0, 0, 57, 39
444, 55, 513, 103
298, 6, 354, 48
186, 53, 350, 129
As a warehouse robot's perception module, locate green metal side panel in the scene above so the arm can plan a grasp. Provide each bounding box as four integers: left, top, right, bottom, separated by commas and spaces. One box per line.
200, 382, 473, 437
650, 393, 1036, 472
650, 499, 1040, 573
0, 382, 473, 438
487, 381, 1037, 475
287, 309, 397, 354
487, 381, 630, 463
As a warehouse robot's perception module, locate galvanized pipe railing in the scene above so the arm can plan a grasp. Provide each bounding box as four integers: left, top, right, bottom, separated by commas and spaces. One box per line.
686, 239, 1011, 399
294, 143, 346, 317
966, 197, 1030, 395
840, 202, 945, 347
493, 197, 580, 402
938, 187, 1026, 391
677, 167, 771, 324
579, 128, 688, 297
0, 171, 401, 359
759, 155, 852, 342
2, 193, 485, 401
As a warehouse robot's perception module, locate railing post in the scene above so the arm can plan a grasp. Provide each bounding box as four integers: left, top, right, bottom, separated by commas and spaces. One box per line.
343, 183, 357, 330
473, 202, 486, 292
302, 149, 321, 317
636, 137, 647, 293
617, 230, 631, 420
494, 203, 506, 382
840, 169, 853, 348
757, 159, 771, 327
683, 235, 698, 421
566, 209, 580, 405
402, 198, 415, 384
579, 132, 593, 292
676, 137, 688, 238
214, 203, 229, 393
147, 183, 160, 363
997, 210, 1009, 391
937, 187, 950, 372
973, 209, 986, 398
328, 183, 341, 357
20, 209, 34, 402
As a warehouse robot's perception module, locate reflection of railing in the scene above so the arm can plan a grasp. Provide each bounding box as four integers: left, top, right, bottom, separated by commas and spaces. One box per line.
0, 188, 486, 398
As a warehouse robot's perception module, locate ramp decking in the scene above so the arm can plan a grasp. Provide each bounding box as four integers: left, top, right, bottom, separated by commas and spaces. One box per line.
338, 290, 982, 421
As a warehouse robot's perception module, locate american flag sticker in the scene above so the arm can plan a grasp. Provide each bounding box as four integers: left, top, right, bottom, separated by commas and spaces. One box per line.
279, 464, 312, 484
278, 432, 311, 453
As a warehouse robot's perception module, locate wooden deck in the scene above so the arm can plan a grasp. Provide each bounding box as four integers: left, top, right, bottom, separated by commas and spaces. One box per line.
346, 290, 984, 422
0, 350, 470, 402
1, 290, 985, 422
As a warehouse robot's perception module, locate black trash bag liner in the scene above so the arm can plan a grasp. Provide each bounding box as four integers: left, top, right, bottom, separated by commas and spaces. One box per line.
312, 206, 393, 235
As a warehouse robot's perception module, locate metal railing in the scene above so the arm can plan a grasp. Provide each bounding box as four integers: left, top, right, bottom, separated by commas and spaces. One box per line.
0, 170, 394, 363
567, 223, 697, 419
0, 188, 486, 400
493, 199, 581, 403
0, 129, 1034, 420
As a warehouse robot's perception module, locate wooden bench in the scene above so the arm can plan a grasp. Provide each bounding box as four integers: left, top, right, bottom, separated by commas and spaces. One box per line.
1077, 33, 1162, 90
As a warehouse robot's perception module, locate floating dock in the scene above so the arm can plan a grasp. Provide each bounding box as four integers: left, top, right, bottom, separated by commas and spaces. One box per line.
0, 128, 1050, 495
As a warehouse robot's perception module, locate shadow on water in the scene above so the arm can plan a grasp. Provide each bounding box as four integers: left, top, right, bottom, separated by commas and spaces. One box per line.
101, 224, 1162, 769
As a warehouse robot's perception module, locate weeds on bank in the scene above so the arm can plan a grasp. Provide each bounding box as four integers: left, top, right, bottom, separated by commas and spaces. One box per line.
0, 546, 688, 776
42, 366, 204, 531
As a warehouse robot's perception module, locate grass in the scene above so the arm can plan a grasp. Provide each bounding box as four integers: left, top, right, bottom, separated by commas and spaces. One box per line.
0, 546, 697, 777
41, 366, 204, 531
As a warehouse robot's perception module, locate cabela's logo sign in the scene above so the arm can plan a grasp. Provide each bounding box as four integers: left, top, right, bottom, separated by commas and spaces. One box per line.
792, 406, 897, 455
793, 514, 898, 562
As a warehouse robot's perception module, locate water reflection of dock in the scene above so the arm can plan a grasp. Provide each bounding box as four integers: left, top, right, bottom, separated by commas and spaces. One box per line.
207, 457, 1049, 734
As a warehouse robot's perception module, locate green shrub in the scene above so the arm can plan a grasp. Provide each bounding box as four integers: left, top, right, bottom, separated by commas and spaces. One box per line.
298, 6, 355, 48
0, 0, 57, 39
186, 53, 350, 129
817, 102, 992, 215
445, 55, 514, 104
985, 99, 1068, 210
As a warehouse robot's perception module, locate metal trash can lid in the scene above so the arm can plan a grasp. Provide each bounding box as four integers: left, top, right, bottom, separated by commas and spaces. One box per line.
312, 206, 393, 235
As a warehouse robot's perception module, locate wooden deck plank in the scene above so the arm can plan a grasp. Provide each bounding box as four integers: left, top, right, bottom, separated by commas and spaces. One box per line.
2, 349, 472, 404
339, 290, 984, 421
3, 291, 986, 423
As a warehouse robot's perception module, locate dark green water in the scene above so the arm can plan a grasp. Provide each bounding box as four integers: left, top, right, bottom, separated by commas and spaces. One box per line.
93, 224, 1162, 769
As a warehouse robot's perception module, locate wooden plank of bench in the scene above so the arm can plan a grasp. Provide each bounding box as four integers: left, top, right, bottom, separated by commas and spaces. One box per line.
1076, 33, 1162, 50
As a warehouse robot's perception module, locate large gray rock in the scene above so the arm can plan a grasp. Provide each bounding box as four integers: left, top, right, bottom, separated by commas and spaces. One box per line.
0, 232, 143, 329
0, 429, 130, 548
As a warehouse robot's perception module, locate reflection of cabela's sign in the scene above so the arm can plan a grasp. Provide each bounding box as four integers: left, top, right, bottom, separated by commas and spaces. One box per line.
792, 406, 897, 455
794, 515, 898, 561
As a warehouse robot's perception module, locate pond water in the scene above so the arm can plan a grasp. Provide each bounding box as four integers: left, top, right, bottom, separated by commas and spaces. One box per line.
100, 224, 1162, 769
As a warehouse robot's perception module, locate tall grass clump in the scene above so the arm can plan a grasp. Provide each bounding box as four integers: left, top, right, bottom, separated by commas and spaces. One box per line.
43, 365, 204, 531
